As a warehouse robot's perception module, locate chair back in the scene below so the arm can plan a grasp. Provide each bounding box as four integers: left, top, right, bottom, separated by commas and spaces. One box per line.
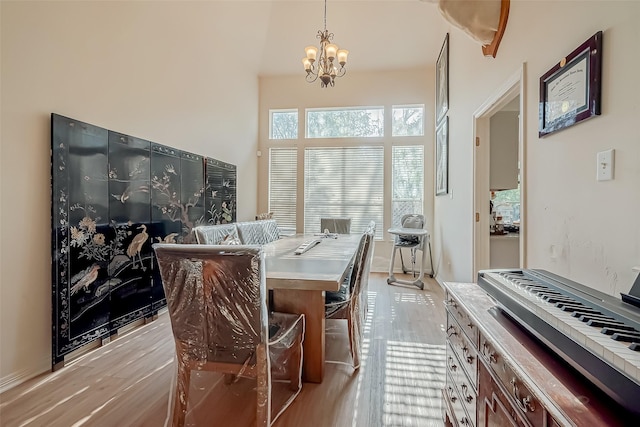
321, 217, 351, 234
347, 224, 375, 368
193, 224, 238, 245
398, 214, 425, 245
153, 244, 268, 365
352, 224, 375, 298
236, 219, 280, 245
401, 214, 424, 229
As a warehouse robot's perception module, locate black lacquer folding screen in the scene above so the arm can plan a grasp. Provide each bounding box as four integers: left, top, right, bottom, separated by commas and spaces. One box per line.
51, 114, 237, 367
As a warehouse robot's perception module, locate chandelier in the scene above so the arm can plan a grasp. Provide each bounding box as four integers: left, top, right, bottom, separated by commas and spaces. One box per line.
302, 0, 349, 88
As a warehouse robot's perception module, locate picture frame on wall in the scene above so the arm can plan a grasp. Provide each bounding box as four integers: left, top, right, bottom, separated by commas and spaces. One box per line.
435, 116, 449, 196
436, 33, 449, 125
539, 31, 602, 137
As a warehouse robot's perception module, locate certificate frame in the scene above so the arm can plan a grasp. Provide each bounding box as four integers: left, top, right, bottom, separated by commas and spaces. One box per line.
539, 31, 602, 137
435, 33, 449, 125
435, 116, 449, 196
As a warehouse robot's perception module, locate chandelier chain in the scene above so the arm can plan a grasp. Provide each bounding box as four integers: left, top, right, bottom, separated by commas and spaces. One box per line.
324, 0, 327, 31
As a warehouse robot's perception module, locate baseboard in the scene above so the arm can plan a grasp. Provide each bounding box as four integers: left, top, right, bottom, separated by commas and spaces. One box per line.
0, 356, 50, 394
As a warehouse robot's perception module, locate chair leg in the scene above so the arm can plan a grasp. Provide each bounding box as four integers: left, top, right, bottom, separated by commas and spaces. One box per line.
172, 361, 191, 427
399, 248, 407, 274
347, 314, 361, 370
428, 240, 434, 277
224, 373, 236, 385
289, 334, 303, 391
256, 344, 271, 427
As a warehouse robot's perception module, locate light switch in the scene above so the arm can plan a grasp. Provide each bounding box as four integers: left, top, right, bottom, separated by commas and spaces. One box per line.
596, 149, 614, 181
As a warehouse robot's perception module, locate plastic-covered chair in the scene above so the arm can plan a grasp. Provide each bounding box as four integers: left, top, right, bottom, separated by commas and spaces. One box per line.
320, 217, 351, 234
193, 224, 238, 245
324, 221, 375, 369
153, 244, 305, 427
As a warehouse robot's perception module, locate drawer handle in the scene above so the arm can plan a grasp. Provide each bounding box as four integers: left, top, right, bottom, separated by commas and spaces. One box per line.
463, 346, 475, 364
482, 341, 497, 363
448, 356, 458, 371
467, 322, 475, 329
448, 386, 457, 403
445, 298, 458, 308
460, 416, 472, 426
510, 377, 535, 412
461, 384, 474, 403
447, 325, 458, 337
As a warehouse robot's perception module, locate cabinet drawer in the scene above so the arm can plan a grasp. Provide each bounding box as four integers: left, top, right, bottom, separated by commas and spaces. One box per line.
478, 360, 530, 427
447, 343, 477, 424
447, 311, 478, 388
445, 292, 479, 347
445, 372, 475, 427
479, 334, 544, 427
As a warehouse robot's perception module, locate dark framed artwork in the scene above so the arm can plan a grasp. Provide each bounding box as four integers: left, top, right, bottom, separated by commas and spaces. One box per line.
539, 31, 602, 137
435, 116, 449, 196
436, 33, 449, 125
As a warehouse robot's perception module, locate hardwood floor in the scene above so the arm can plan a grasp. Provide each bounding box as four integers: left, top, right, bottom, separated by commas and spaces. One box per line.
0, 273, 447, 426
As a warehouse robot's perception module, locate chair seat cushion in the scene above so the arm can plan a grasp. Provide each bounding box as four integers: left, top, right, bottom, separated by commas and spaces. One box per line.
325, 281, 349, 304
396, 238, 420, 247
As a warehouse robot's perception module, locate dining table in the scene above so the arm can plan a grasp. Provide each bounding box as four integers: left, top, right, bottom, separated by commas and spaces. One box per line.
263, 233, 362, 383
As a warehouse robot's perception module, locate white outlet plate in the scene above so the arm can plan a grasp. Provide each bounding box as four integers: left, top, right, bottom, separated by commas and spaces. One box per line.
596, 149, 614, 181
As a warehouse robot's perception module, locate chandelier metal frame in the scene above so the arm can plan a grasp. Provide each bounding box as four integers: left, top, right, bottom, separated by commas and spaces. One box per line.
302, 0, 348, 88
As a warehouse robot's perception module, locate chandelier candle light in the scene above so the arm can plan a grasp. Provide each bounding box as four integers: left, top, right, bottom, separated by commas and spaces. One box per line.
302, 0, 348, 88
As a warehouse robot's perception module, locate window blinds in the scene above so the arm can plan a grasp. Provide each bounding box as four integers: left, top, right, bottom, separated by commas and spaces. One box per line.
268, 148, 297, 233
304, 146, 384, 237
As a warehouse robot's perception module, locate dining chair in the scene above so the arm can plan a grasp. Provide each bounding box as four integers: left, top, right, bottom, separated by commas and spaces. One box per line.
193, 223, 238, 245
320, 217, 352, 234
324, 221, 375, 369
153, 244, 305, 427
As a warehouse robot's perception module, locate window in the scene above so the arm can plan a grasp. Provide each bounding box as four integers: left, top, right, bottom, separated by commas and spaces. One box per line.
392, 146, 424, 227
304, 147, 384, 238
306, 107, 384, 138
392, 105, 424, 136
270, 109, 298, 139
491, 188, 520, 225
268, 148, 297, 234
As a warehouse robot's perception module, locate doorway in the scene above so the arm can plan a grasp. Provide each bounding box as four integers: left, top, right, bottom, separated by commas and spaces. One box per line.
472, 65, 526, 275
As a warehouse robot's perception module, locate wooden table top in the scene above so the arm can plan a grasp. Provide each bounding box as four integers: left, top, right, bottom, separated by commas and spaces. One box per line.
264, 234, 361, 292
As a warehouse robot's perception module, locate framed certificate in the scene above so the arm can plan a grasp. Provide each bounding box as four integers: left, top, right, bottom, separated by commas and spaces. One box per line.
539, 31, 602, 137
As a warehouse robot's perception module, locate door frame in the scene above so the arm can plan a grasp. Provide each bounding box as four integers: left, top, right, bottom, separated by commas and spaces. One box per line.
472, 64, 527, 275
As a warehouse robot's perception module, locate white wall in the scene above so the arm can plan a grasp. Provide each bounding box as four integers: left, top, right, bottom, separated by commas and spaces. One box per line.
438, 1, 640, 294
0, 1, 259, 389
258, 69, 435, 273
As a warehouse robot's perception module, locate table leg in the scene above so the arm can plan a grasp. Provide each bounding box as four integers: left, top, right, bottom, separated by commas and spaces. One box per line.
272, 289, 325, 383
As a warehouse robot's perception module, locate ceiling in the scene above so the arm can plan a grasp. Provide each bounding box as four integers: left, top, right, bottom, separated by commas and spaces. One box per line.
209, 1, 448, 77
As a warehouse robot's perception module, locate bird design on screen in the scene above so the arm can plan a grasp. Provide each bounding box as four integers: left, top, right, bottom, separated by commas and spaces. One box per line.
51, 114, 236, 367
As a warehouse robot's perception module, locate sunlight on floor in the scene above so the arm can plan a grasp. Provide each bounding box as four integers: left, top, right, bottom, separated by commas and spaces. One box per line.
351, 290, 377, 425
383, 341, 445, 426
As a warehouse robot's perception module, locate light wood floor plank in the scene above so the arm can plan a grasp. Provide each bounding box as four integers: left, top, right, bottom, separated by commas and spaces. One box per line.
0, 273, 446, 426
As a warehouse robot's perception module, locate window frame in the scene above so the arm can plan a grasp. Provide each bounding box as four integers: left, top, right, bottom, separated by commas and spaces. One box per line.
305, 106, 385, 139
269, 108, 299, 140
391, 104, 425, 137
